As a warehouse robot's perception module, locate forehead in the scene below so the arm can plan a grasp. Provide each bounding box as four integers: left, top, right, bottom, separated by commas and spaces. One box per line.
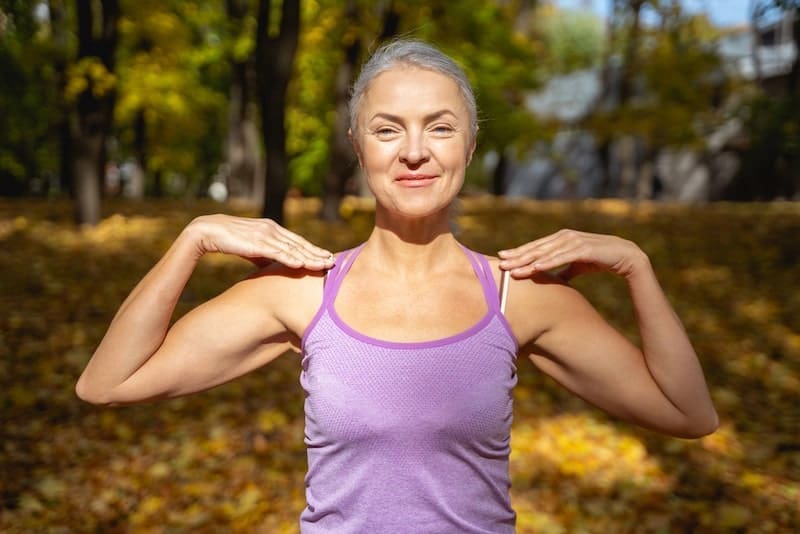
360, 66, 468, 120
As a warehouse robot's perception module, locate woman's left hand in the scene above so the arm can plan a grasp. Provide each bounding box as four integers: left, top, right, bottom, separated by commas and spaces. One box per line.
498, 229, 648, 282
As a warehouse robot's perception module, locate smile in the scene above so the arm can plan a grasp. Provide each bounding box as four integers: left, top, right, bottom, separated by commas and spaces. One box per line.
395, 174, 437, 187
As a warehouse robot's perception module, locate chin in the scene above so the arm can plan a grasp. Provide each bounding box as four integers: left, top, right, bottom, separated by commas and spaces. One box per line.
387, 199, 452, 220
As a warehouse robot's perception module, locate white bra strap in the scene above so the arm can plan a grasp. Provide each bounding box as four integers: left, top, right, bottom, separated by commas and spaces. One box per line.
499, 269, 510, 315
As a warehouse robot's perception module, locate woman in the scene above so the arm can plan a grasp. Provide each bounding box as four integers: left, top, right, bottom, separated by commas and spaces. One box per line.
77, 40, 718, 532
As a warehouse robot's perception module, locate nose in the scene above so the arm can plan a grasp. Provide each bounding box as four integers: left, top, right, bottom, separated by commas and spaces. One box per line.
399, 130, 430, 165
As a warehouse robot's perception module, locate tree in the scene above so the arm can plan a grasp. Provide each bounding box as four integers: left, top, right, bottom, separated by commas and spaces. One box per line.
419, 0, 545, 194
319, 0, 400, 220
534, 2, 604, 76
588, 0, 726, 199
49, 0, 75, 196
224, 0, 261, 202
256, 0, 300, 224
0, 2, 62, 196
114, 0, 228, 199
754, 0, 799, 93
71, 0, 119, 225
310, 0, 546, 213
725, 1, 799, 200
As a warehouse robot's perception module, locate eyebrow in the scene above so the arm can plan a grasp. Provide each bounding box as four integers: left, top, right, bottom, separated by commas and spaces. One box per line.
368, 110, 459, 123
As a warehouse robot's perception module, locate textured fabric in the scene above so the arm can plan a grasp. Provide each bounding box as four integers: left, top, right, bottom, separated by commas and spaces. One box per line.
300, 244, 518, 533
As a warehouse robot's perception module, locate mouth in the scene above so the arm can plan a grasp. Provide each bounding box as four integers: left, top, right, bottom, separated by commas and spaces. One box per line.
395, 173, 437, 187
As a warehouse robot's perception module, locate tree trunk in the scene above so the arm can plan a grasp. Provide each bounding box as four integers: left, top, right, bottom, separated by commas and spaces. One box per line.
49, 0, 74, 197
128, 108, 147, 198
256, 0, 300, 225
788, 8, 799, 94
320, 1, 361, 221
749, 0, 765, 88
320, 0, 400, 220
601, 0, 644, 200
225, 60, 260, 201
619, 0, 644, 104
491, 149, 508, 196
226, 0, 260, 202
73, 0, 119, 225
594, 0, 620, 196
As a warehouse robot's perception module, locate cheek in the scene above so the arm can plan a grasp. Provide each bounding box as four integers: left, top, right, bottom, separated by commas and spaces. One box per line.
361, 142, 395, 169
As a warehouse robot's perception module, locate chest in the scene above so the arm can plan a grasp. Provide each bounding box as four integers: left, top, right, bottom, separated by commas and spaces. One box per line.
302, 323, 518, 444
333, 270, 489, 343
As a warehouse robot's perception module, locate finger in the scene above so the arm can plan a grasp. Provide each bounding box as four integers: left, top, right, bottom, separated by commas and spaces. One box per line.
272, 227, 333, 259
266, 237, 334, 270
498, 229, 579, 257
276, 237, 335, 268
522, 243, 588, 274
498, 232, 577, 267
498, 240, 562, 271
506, 242, 585, 278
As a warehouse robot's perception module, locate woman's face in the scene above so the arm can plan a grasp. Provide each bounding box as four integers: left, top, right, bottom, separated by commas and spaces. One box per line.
352, 66, 476, 220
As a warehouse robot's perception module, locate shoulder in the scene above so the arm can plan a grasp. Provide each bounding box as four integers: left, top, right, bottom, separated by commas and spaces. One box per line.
240, 261, 327, 303
480, 254, 591, 346
228, 261, 328, 336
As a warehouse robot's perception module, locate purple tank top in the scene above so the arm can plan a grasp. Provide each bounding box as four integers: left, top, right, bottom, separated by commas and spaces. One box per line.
300, 244, 518, 533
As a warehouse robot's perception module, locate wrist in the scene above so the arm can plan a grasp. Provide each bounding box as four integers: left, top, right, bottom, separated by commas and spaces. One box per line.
623, 247, 653, 283
179, 217, 213, 261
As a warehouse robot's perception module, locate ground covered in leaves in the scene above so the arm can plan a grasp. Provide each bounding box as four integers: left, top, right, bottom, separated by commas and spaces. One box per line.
1, 197, 799, 533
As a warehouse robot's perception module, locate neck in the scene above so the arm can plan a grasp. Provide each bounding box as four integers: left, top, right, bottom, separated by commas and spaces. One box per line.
362, 206, 461, 277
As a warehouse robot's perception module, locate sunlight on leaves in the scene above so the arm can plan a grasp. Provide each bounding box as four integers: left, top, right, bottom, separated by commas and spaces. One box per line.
1, 198, 798, 531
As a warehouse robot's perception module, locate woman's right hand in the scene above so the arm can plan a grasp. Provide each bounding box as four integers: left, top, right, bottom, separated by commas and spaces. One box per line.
184, 214, 335, 270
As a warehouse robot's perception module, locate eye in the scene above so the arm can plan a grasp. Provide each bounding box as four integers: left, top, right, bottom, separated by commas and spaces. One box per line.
430, 124, 456, 137
371, 127, 400, 139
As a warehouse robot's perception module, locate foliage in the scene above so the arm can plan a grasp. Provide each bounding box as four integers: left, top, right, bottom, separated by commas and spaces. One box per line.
285, 0, 351, 195
588, 5, 727, 151
65, 57, 116, 101
727, 93, 800, 199
1, 198, 799, 532
0, 3, 61, 194
114, 0, 228, 190
532, 3, 605, 76
415, 0, 547, 156
286, 0, 549, 194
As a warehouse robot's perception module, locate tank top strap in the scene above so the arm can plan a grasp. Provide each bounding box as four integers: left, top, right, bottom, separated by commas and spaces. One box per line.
460, 246, 503, 314
322, 243, 365, 304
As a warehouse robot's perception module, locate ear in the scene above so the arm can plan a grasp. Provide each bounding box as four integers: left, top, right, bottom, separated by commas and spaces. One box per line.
348, 128, 363, 168
466, 128, 478, 165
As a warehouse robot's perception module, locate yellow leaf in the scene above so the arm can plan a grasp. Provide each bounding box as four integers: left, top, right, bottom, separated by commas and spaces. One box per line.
257, 409, 288, 434
148, 462, 171, 479
718, 504, 752, 528
133, 495, 165, 521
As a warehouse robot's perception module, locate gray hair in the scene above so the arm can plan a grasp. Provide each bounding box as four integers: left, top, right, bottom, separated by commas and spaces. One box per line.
349, 39, 478, 142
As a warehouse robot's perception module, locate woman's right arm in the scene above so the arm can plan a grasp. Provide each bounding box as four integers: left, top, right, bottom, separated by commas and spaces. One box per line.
75, 214, 333, 405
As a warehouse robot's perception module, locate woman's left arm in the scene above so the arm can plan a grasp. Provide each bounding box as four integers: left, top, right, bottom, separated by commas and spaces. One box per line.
499, 229, 719, 438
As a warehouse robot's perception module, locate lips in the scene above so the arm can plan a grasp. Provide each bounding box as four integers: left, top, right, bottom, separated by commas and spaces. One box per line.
395, 173, 437, 187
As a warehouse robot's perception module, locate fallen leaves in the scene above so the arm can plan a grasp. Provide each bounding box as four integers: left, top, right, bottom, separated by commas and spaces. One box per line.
1, 197, 798, 532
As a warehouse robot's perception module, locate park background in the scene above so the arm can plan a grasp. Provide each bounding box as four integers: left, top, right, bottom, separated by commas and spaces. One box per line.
1, 0, 799, 532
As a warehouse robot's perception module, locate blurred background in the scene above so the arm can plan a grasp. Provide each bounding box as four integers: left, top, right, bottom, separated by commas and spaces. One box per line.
1, 0, 798, 223
1, 0, 799, 532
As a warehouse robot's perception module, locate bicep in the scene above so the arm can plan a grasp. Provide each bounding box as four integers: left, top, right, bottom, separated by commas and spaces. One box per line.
110, 280, 293, 404
523, 287, 686, 432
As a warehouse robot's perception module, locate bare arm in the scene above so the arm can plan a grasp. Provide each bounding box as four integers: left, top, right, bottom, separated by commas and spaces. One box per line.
500, 230, 719, 438
75, 215, 333, 405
